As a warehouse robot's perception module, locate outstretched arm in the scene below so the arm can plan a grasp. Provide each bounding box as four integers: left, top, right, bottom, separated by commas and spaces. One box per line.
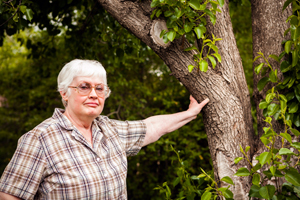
142, 95, 209, 146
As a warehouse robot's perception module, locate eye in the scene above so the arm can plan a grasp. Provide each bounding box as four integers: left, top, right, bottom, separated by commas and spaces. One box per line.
95, 84, 104, 92
79, 83, 91, 90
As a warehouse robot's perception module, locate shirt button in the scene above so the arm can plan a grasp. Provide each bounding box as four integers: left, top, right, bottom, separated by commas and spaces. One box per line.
104, 173, 107, 177
96, 158, 100, 162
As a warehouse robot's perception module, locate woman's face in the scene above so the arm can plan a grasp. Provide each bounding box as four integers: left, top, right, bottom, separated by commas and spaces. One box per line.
62, 76, 106, 120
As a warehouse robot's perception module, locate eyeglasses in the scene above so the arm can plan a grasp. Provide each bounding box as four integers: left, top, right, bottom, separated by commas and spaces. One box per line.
68, 82, 110, 98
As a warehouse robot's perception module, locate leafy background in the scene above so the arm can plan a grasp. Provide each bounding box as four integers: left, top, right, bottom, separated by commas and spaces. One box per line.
0, 0, 252, 199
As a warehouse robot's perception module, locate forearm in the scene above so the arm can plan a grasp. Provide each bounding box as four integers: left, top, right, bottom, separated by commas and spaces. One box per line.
142, 110, 196, 146
0, 192, 21, 200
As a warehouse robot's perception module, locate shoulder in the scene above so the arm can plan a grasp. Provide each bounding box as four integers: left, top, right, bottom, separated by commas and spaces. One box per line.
18, 116, 58, 144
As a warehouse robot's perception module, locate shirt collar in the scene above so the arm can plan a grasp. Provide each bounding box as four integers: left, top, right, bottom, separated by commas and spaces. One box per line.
52, 108, 75, 131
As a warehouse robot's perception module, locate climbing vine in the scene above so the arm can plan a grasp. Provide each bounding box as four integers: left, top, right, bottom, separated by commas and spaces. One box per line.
151, 0, 224, 72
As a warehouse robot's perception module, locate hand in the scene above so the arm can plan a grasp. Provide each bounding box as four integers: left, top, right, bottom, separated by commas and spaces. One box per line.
187, 95, 209, 118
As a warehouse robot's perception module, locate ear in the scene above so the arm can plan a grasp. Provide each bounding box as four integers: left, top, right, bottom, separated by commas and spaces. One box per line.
60, 91, 68, 101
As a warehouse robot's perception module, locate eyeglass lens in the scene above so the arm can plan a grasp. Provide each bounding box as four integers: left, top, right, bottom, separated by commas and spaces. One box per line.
78, 83, 106, 96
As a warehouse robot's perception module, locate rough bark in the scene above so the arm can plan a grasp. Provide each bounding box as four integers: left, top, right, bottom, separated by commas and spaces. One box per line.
98, 0, 253, 198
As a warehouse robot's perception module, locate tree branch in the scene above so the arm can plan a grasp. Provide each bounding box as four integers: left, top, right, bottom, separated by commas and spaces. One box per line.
0, 0, 22, 27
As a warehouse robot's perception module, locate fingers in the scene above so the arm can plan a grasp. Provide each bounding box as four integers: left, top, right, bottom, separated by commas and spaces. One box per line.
199, 98, 210, 108
190, 95, 210, 108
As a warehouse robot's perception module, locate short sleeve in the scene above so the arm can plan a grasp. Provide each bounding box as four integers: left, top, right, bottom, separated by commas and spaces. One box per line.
109, 119, 146, 156
0, 132, 46, 200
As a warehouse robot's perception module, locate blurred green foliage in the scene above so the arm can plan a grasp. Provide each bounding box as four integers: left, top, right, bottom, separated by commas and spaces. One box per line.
0, 0, 252, 199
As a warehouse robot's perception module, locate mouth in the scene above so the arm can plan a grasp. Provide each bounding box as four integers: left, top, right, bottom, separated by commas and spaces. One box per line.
85, 102, 99, 107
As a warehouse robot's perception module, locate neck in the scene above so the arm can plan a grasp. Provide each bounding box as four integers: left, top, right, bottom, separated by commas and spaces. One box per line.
63, 108, 93, 131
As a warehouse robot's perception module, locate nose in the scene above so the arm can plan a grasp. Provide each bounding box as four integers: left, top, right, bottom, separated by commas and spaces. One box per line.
88, 87, 98, 98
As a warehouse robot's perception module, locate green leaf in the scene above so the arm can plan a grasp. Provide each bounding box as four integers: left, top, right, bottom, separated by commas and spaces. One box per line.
283, 0, 295, 11
254, 55, 262, 62
257, 77, 270, 91
285, 40, 292, 53
269, 54, 280, 63
255, 63, 264, 75
269, 70, 277, 83
267, 103, 279, 116
188, 0, 201, 10
280, 132, 292, 143
207, 55, 216, 68
259, 185, 276, 200
184, 22, 194, 33
222, 188, 233, 199
201, 191, 212, 200
194, 26, 204, 39
217, 0, 225, 7
213, 53, 221, 62
199, 3, 207, 10
160, 30, 167, 38
19, 5, 27, 14
291, 128, 300, 136
291, 142, 300, 149
252, 163, 262, 173
234, 157, 243, 164
204, 9, 216, 25
260, 137, 270, 145
280, 61, 292, 73
279, 94, 287, 102
270, 166, 276, 176
245, 146, 250, 153
25, 8, 34, 22
156, 9, 162, 18
221, 176, 234, 185
252, 173, 260, 186
292, 49, 299, 67
286, 92, 295, 101
173, 177, 180, 187
266, 93, 275, 103
294, 114, 300, 127
151, 0, 160, 8
199, 60, 208, 72
280, 100, 287, 114
289, 102, 299, 113
249, 185, 263, 198
174, 7, 182, 19
184, 46, 198, 51
234, 167, 250, 176
292, 26, 300, 41
188, 65, 195, 72
285, 170, 300, 186
164, 10, 173, 17
150, 9, 157, 19
279, 148, 295, 155
167, 30, 176, 42
163, 33, 169, 43
259, 100, 269, 109
259, 152, 272, 165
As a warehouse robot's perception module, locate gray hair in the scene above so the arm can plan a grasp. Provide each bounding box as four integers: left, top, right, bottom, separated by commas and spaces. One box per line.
57, 59, 110, 107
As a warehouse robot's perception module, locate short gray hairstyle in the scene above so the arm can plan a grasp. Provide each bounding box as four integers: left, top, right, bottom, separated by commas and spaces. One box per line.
57, 59, 110, 107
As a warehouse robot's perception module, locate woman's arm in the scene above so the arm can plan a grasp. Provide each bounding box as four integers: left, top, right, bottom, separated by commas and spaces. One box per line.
0, 192, 21, 200
142, 95, 209, 146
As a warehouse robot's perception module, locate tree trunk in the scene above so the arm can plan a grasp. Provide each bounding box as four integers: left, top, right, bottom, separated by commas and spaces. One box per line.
98, 0, 253, 198
251, 0, 292, 147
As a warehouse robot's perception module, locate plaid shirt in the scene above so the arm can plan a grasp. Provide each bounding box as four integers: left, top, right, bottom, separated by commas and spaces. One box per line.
0, 108, 146, 200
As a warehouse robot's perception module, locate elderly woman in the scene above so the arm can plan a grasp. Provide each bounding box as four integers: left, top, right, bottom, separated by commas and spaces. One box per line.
0, 59, 209, 200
